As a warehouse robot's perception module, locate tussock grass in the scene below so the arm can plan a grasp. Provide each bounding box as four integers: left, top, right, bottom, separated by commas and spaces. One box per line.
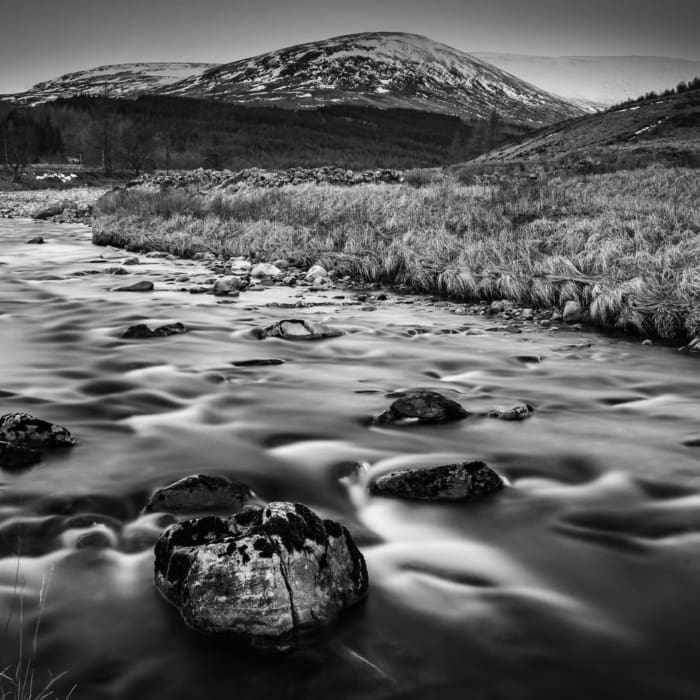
94, 165, 700, 339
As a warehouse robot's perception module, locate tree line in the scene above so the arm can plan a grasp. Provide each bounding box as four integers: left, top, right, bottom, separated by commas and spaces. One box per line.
0, 94, 530, 179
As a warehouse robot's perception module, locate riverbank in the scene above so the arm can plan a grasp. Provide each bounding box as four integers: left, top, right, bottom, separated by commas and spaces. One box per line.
92, 165, 700, 342
0, 186, 108, 223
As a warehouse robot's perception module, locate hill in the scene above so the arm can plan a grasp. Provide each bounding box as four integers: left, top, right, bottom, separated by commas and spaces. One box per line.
5, 33, 581, 125
473, 83, 700, 166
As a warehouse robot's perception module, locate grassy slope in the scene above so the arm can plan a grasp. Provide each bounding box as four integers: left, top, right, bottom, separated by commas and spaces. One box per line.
93, 165, 700, 340
478, 87, 700, 165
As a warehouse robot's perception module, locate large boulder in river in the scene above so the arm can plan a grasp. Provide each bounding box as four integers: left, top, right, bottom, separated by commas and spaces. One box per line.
144, 474, 252, 514
259, 319, 344, 340
373, 390, 469, 425
0, 413, 77, 447
154, 502, 368, 650
369, 461, 504, 501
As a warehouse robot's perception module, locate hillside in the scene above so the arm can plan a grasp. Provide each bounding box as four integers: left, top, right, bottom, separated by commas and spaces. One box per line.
7, 63, 217, 105
5, 33, 581, 125
471, 54, 700, 109
474, 85, 700, 164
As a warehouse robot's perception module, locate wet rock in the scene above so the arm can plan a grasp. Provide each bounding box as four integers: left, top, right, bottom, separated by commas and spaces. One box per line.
114, 280, 154, 292
230, 259, 252, 274
272, 259, 290, 270
154, 502, 368, 649
563, 301, 583, 324
32, 204, 64, 220
305, 264, 328, 281
0, 412, 77, 447
26, 236, 45, 244
213, 277, 241, 295
0, 440, 42, 470
75, 527, 116, 549
251, 263, 283, 280
122, 322, 187, 339
369, 461, 504, 501
105, 266, 128, 275
123, 256, 140, 265
373, 390, 469, 426
232, 359, 285, 367
144, 474, 252, 514
487, 404, 535, 421
259, 319, 344, 340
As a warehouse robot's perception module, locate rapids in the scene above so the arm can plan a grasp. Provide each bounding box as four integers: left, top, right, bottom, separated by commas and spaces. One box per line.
1, 218, 700, 699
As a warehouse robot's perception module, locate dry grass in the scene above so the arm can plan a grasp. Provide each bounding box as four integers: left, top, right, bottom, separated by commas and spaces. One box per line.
93, 165, 700, 339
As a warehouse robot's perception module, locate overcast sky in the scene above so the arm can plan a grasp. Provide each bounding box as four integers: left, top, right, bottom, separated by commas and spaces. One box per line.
2, 0, 699, 93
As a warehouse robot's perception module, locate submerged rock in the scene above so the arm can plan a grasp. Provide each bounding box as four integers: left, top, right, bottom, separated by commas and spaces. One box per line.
259, 319, 344, 340
144, 474, 252, 514
0, 440, 42, 471
114, 280, 154, 292
487, 404, 535, 421
373, 389, 469, 425
0, 412, 77, 447
369, 461, 504, 501
122, 322, 187, 339
154, 502, 368, 649
26, 236, 45, 244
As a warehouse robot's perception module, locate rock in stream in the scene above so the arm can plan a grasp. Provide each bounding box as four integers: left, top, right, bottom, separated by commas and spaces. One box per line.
154, 502, 368, 650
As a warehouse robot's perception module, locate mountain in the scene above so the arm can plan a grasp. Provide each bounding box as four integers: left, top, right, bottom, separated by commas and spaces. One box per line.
471, 53, 700, 109
6, 33, 582, 124
7, 62, 217, 105
475, 84, 700, 163
158, 33, 580, 124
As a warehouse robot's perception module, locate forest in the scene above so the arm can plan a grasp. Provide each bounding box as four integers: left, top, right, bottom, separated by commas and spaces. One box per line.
0, 94, 530, 176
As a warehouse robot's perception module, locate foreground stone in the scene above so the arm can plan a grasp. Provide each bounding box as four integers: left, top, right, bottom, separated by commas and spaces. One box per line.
0, 413, 77, 447
154, 502, 368, 650
122, 322, 186, 339
144, 474, 252, 513
0, 440, 42, 471
260, 319, 344, 340
487, 404, 535, 421
373, 389, 469, 425
369, 461, 504, 501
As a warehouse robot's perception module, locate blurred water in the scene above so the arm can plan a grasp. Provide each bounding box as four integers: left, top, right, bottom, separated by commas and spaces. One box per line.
1, 219, 700, 699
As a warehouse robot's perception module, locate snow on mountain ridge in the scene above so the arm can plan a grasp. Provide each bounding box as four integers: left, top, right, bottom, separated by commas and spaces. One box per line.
157, 32, 580, 123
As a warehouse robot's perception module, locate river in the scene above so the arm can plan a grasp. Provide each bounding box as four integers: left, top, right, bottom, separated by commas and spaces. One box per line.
1, 218, 700, 699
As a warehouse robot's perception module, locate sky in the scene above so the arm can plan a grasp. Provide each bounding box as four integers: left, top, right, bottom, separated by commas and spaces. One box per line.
1, 0, 699, 93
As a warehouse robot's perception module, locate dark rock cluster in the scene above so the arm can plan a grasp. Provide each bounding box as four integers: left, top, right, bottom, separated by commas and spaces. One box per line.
132, 166, 403, 192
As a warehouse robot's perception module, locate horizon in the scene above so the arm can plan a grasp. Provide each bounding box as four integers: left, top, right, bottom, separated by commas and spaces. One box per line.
1, 0, 699, 94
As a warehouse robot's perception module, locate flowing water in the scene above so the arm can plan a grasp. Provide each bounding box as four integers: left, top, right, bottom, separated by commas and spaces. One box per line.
1, 218, 700, 699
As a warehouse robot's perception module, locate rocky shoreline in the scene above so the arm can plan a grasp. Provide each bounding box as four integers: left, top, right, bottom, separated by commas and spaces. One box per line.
0, 186, 107, 223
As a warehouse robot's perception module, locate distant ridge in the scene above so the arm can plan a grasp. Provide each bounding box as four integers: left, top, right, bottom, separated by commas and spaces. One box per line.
471, 53, 700, 108
6, 33, 581, 125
